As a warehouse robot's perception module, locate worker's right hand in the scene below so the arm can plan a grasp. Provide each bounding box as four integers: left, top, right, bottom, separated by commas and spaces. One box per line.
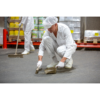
37, 61, 42, 68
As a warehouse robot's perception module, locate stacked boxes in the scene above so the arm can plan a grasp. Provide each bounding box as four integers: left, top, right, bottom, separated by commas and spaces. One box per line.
32, 17, 45, 39
9, 22, 15, 28
38, 17, 45, 38
10, 16, 20, 21
9, 30, 14, 36
32, 17, 38, 39
9, 17, 24, 36
84, 30, 100, 41
32, 31, 38, 38
14, 30, 24, 36
34, 17, 38, 25
59, 17, 81, 40
39, 31, 45, 39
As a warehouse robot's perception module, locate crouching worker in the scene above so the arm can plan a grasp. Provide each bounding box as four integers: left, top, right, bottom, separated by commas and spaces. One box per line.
37, 16, 77, 70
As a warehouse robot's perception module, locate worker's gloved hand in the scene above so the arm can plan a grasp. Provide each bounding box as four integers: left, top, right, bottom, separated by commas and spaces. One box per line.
37, 61, 42, 68
19, 23, 22, 27
55, 61, 64, 68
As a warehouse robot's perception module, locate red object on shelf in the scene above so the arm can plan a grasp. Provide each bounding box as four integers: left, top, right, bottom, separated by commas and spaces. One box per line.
6, 42, 100, 48
76, 43, 100, 48
3, 29, 100, 49
3, 29, 8, 49
7, 41, 41, 45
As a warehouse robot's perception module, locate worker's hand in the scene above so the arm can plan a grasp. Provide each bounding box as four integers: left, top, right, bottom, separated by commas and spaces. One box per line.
55, 61, 64, 68
19, 23, 22, 27
37, 61, 42, 68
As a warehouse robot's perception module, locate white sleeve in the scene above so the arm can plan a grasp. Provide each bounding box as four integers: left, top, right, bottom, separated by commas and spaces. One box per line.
63, 27, 76, 58
64, 27, 74, 46
20, 17, 27, 24
38, 30, 49, 56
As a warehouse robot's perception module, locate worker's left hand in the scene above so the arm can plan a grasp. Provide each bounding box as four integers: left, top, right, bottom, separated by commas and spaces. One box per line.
55, 61, 64, 68
37, 61, 42, 68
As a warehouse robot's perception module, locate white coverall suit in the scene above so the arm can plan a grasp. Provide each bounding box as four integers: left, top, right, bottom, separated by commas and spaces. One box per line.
38, 23, 77, 68
20, 17, 35, 52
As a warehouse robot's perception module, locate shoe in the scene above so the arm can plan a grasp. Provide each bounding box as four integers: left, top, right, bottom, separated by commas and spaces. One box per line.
65, 58, 73, 69
30, 46, 35, 52
47, 62, 58, 68
30, 48, 35, 52
22, 50, 30, 55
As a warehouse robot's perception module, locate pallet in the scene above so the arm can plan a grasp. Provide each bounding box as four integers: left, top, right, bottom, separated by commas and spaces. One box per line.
0, 44, 3, 48
38, 38, 42, 42
84, 39, 100, 44
8, 28, 23, 31
9, 36, 24, 42
8, 19, 21, 23
84, 37, 100, 44
32, 38, 42, 42
74, 40, 82, 44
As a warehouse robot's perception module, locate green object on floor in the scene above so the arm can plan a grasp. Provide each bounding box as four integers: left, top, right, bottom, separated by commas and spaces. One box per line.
45, 67, 57, 74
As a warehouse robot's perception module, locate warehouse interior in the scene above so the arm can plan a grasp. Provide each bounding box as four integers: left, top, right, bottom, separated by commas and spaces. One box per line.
0, 17, 100, 83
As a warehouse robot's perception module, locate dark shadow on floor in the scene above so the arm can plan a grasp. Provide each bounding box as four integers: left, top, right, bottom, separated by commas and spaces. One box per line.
84, 48, 100, 51
57, 67, 76, 73
34, 65, 76, 77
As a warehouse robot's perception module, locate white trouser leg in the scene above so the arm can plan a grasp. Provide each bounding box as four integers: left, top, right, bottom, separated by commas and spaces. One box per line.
30, 30, 35, 50
57, 45, 66, 58
24, 31, 31, 52
43, 36, 58, 58
43, 36, 58, 68
30, 41, 35, 50
57, 45, 76, 64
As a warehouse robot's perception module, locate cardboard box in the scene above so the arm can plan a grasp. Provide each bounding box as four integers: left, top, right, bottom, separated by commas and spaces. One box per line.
85, 30, 100, 37
32, 31, 38, 38
72, 33, 80, 40
84, 30, 100, 41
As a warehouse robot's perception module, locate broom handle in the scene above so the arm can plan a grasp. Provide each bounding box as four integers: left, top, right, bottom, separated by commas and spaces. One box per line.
15, 26, 20, 55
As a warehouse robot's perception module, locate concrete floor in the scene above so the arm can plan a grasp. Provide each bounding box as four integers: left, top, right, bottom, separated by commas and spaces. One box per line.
0, 47, 100, 83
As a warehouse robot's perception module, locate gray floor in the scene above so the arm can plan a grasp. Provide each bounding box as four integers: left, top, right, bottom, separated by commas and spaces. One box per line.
0, 48, 100, 83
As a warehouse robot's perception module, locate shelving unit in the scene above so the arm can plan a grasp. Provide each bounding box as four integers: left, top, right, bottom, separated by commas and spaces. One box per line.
7, 17, 24, 42
2, 17, 100, 49
32, 17, 45, 42
59, 17, 81, 42
84, 17, 100, 43
32, 16, 57, 42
